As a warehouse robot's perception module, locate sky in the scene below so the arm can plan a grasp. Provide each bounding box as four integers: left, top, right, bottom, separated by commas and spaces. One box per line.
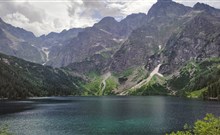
0, 0, 219, 36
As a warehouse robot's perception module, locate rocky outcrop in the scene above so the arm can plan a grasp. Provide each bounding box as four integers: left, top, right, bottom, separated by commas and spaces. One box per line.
160, 12, 220, 74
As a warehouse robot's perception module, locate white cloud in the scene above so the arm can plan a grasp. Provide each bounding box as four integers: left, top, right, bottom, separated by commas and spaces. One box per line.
0, 0, 220, 36
0, 1, 46, 23
3, 12, 54, 36
119, 0, 156, 15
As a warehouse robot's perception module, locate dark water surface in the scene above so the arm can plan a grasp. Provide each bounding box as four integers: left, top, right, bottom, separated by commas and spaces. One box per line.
0, 96, 220, 135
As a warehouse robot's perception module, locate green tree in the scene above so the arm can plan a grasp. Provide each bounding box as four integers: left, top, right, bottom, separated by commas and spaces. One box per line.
193, 114, 220, 135
167, 114, 220, 135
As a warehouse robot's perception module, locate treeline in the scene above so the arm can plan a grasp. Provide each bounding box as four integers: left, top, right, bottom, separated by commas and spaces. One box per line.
0, 53, 84, 99
204, 80, 220, 100
168, 59, 220, 100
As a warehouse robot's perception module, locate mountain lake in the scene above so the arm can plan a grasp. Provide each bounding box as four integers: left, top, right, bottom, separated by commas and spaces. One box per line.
0, 96, 220, 135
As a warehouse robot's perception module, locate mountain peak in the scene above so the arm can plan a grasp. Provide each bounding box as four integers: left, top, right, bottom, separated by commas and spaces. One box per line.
94, 16, 119, 28
148, 0, 191, 18
99, 17, 117, 24
193, 2, 220, 17
97, 17, 118, 25
157, 0, 172, 2
121, 13, 147, 23
193, 2, 216, 11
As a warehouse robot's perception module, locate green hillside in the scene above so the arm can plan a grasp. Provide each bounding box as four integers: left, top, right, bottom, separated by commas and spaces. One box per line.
168, 58, 220, 100
0, 53, 84, 99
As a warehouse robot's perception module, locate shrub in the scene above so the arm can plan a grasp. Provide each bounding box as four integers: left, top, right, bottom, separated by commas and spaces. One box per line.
167, 114, 220, 135
0, 125, 12, 135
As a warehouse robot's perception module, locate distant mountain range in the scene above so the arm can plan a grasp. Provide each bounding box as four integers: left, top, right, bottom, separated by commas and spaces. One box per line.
0, 0, 219, 99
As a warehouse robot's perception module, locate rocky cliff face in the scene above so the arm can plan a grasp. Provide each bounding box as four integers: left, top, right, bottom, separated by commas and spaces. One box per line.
67, 54, 112, 74
107, 1, 220, 95
159, 12, 220, 74
147, 0, 191, 19
0, 17, 85, 65
59, 0, 220, 78
37, 28, 84, 49
0, 18, 35, 41
0, 18, 44, 63
110, 0, 192, 73
34, 28, 84, 65
47, 13, 147, 67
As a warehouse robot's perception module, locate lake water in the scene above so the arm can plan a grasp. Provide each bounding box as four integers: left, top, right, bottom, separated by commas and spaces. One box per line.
0, 96, 220, 135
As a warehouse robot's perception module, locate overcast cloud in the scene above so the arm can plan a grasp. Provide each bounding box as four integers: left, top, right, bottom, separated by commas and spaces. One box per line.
0, 0, 220, 36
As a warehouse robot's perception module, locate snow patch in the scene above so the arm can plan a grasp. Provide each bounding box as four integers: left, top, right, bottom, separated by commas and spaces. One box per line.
42, 47, 50, 65
145, 36, 153, 38
1, 58, 10, 65
159, 45, 162, 50
113, 38, 125, 43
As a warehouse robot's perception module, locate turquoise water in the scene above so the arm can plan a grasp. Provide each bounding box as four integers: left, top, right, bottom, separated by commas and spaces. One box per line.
0, 96, 220, 135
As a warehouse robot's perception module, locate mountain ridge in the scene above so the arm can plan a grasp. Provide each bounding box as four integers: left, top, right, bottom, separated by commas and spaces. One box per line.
0, 1, 220, 99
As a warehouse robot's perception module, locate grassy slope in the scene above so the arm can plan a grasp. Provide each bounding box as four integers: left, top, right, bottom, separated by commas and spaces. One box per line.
80, 58, 220, 98
82, 72, 118, 96
128, 74, 168, 96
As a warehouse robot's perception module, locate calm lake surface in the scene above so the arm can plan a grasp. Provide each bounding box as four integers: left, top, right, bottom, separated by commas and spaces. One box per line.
0, 96, 220, 135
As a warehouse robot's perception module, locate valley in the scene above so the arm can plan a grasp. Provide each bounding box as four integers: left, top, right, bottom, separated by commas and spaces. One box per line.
0, 0, 219, 100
